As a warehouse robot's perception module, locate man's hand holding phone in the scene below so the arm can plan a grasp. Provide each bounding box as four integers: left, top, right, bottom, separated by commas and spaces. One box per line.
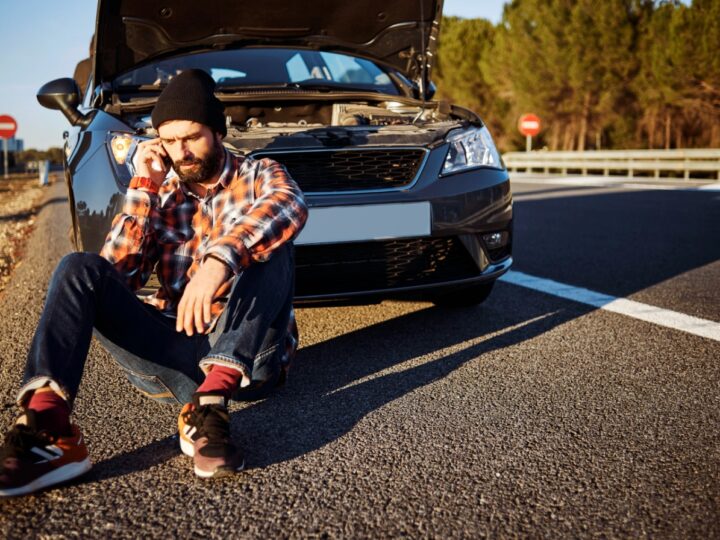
134, 139, 171, 187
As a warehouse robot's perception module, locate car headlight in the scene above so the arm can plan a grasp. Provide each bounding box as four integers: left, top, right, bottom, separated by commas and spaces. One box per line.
442, 126, 503, 175
106, 132, 148, 185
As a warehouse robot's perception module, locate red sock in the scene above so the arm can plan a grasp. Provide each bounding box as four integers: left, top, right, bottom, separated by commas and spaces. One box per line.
196, 365, 243, 402
27, 387, 71, 436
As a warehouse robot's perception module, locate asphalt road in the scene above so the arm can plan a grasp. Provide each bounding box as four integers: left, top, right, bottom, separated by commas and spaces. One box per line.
0, 175, 718, 538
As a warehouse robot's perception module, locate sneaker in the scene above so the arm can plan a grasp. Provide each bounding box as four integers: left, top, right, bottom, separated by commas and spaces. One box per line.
178, 393, 244, 478
0, 410, 91, 497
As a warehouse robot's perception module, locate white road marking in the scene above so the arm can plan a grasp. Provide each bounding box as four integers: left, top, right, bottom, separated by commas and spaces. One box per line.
698, 183, 720, 191
499, 270, 720, 342
511, 175, 720, 192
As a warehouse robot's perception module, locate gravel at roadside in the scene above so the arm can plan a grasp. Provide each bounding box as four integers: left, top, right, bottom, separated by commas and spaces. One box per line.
0, 175, 49, 292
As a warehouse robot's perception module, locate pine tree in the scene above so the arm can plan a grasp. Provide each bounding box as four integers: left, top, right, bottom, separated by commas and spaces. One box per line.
432, 0, 716, 150
485, 0, 576, 150
685, 0, 720, 147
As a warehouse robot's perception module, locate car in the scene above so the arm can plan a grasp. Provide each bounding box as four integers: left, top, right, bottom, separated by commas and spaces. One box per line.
37, 0, 512, 307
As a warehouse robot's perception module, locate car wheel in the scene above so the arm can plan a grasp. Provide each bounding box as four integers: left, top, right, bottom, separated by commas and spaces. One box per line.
430, 281, 495, 308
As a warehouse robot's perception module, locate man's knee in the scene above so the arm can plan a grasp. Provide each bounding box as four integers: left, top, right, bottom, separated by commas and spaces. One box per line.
51, 252, 116, 292
55, 252, 109, 278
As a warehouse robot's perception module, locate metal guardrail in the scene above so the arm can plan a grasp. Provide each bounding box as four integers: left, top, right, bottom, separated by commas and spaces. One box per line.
503, 149, 720, 180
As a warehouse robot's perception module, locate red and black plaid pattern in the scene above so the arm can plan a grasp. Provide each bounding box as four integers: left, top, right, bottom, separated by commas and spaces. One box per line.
100, 150, 308, 363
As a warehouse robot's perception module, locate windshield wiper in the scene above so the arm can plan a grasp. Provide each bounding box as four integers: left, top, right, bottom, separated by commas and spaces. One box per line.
292, 82, 380, 93
215, 82, 379, 93
215, 83, 298, 92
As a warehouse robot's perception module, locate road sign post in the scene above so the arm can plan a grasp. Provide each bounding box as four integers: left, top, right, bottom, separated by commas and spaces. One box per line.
0, 115, 18, 179
518, 113, 541, 153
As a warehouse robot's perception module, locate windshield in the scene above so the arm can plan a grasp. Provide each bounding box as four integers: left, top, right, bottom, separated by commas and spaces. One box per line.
113, 48, 399, 95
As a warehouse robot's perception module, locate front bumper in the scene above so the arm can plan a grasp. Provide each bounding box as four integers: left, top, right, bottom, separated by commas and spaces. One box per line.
293, 151, 513, 301
295, 236, 512, 300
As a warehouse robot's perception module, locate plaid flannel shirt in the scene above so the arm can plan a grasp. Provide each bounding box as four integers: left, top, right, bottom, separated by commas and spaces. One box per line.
100, 149, 308, 365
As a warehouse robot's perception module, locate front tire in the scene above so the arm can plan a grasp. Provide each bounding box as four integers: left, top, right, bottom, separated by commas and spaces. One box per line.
430, 281, 495, 308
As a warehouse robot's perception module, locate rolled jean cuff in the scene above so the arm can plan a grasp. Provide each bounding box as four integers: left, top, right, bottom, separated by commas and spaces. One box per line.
199, 355, 252, 388
16, 376, 71, 408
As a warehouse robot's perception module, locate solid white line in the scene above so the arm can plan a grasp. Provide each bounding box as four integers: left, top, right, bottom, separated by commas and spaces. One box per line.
499, 270, 720, 342
512, 175, 719, 192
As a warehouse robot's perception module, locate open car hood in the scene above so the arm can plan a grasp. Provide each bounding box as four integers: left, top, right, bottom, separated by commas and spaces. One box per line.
94, 0, 443, 89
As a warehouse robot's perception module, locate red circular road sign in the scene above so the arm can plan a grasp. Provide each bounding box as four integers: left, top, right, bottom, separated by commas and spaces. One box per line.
0, 115, 17, 139
518, 113, 541, 137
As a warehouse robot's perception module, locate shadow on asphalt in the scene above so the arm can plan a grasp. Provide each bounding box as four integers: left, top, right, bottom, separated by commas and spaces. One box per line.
239, 182, 720, 468
235, 294, 590, 469
38, 186, 720, 479
511, 189, 720, 297
80, 291, 589, 478
83, 436, 178, 483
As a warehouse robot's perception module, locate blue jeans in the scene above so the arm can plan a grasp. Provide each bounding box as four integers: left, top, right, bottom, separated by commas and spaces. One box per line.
17, 243, 294, 406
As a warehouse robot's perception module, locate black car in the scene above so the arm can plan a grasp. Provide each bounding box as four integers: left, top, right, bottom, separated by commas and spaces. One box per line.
37, 0, 512, 307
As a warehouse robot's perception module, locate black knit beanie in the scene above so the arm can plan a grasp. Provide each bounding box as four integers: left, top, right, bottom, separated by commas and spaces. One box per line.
151, 69, 226, 137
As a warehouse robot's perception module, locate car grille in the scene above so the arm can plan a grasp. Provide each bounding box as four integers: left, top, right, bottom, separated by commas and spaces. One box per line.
295, 237, 480, 297
253, 149, 426, 193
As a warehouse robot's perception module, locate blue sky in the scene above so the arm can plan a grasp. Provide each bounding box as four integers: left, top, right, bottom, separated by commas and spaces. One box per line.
0, 1, 507, 150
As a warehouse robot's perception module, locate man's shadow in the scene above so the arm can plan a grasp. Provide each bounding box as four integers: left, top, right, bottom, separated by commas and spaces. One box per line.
88, 286, 589, 480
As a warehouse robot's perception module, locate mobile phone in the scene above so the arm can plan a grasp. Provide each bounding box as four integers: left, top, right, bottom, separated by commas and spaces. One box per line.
151, 152, 173, 173
161, 152, 173, 171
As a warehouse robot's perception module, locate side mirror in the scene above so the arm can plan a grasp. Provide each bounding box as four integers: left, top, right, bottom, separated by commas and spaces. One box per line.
37, 78, 89, 127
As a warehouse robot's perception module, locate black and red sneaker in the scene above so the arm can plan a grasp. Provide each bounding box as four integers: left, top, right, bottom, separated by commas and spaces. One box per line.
0, 410, 91, 497
178, 393, 244, 478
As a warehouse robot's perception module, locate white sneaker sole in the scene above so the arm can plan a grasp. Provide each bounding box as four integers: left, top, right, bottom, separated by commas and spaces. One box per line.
194, 460, 245, 478
179, 434, 194, 458
0, 457, 92, 497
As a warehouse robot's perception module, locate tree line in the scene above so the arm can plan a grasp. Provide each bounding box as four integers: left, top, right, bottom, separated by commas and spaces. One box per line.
16, 148, 64, 164
434, 0, 720, 152
2, 148, 63, 172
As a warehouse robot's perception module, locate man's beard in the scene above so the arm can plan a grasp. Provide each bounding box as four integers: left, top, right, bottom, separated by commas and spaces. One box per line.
173, 140, 224, 184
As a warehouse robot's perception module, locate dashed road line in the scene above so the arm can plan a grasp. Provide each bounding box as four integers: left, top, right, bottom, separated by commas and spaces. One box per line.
499, 270, 720, 342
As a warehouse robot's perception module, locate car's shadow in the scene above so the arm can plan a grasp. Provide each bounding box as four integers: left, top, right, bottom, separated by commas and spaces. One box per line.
80, 185, 720, 481
237, 295, 581, 469
511, 188, 720, 298
86, 289, 586, 480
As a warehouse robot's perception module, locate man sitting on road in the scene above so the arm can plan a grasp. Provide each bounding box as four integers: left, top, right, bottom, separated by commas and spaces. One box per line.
0, 69, 308, 496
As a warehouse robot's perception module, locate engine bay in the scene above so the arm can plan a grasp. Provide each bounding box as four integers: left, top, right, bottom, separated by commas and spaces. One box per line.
124, 98, 472, 152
